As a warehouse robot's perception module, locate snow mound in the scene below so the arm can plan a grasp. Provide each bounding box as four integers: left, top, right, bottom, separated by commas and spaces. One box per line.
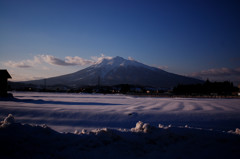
131, 121, 156, 133
1, 114, 15, 127
1, 115, 240, 159
228, 128, 240, 135
158, 124, 172, 129
131, 121, 172, 133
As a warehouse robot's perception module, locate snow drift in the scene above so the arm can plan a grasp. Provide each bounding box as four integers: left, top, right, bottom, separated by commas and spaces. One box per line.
1, 92, 240, 158
1, 92, 240, 132
0, 114, 240, 159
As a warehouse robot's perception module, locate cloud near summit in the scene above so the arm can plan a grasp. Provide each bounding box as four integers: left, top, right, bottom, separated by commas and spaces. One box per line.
190, 67, 240, 77
189, 67, 240, 85
40, 55, 94, 66
4, 54, 111, 68
4, 56, 41, 68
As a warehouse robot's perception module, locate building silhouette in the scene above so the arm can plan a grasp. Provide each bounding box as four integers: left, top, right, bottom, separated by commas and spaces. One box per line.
0, 70, 12, 97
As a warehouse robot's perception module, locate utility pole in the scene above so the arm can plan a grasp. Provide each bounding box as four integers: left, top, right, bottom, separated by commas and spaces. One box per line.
44, 79, 46, 91
98, 76, 100, 88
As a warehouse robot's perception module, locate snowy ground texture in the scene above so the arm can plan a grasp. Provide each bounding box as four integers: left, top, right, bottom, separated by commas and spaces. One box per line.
1, 92, 240, 158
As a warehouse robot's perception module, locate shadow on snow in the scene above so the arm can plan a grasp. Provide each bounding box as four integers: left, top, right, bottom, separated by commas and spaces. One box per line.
1, 97, 123, 106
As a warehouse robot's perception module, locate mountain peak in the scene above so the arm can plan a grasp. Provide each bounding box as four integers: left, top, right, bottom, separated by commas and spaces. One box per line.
102, 56, 125, 62
23, 56, 203, 88
94, 56, 147, 69
94, 56, 126, 65
114, 56, 124, 60
90, 56, 160, 79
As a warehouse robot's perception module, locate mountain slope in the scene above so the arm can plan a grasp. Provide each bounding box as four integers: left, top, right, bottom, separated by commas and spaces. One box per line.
23, 56, 202, 88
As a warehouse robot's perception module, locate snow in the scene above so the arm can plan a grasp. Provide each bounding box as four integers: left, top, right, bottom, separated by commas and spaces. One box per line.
131, 121, 156, 133
1, 115, 240, 159
1, 92, 240, 132
228, 128, 240, 135
1, 92, 240, 158
91, 56, 157, 78
0, 114, 15, 127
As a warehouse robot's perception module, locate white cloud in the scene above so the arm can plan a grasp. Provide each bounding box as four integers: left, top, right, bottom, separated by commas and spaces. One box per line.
91, 54, 113, 63
3, 56, 41, 68
190, 67, 240, 77
128, 57, 134, 61
40, 55, 75, 66
41, 66, 50, 70
3, 54, 99, 68
4, 61, 32, 68
157, 65, 168, 70
65, 56, 94, 66
3, 54, 113, 81
189, 67, 240, 85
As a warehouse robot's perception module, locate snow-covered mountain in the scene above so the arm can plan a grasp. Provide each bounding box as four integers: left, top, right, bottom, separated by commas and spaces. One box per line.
24, 56, 202, 88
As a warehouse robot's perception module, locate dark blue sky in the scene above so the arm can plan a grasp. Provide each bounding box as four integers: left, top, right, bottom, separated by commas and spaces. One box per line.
0, 0, 240, 84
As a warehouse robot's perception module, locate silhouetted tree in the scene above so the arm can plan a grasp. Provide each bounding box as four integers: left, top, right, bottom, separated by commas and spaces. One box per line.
173, 80, 239, 96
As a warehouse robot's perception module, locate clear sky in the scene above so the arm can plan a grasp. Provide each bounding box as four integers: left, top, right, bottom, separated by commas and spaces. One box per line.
0, 0, 240, 85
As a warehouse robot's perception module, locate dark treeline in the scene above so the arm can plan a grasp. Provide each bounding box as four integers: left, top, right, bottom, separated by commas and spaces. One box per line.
8, 82, 164, 94
8, 80, 239, 97
173, 80, 239, 96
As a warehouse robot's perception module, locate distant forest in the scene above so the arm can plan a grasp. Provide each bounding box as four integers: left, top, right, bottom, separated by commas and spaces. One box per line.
173, 80, 239, 96
8, 80, 239, 96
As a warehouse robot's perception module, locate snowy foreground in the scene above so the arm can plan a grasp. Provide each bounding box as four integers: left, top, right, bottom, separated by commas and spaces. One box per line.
1, 92, 240, 158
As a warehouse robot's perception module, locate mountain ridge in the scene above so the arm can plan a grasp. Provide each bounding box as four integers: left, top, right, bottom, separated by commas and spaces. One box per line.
23, 56, 203, 88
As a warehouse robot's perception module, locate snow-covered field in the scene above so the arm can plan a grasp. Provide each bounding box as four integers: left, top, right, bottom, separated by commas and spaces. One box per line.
1, 92, 240, 132
1, 92, 240, 158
